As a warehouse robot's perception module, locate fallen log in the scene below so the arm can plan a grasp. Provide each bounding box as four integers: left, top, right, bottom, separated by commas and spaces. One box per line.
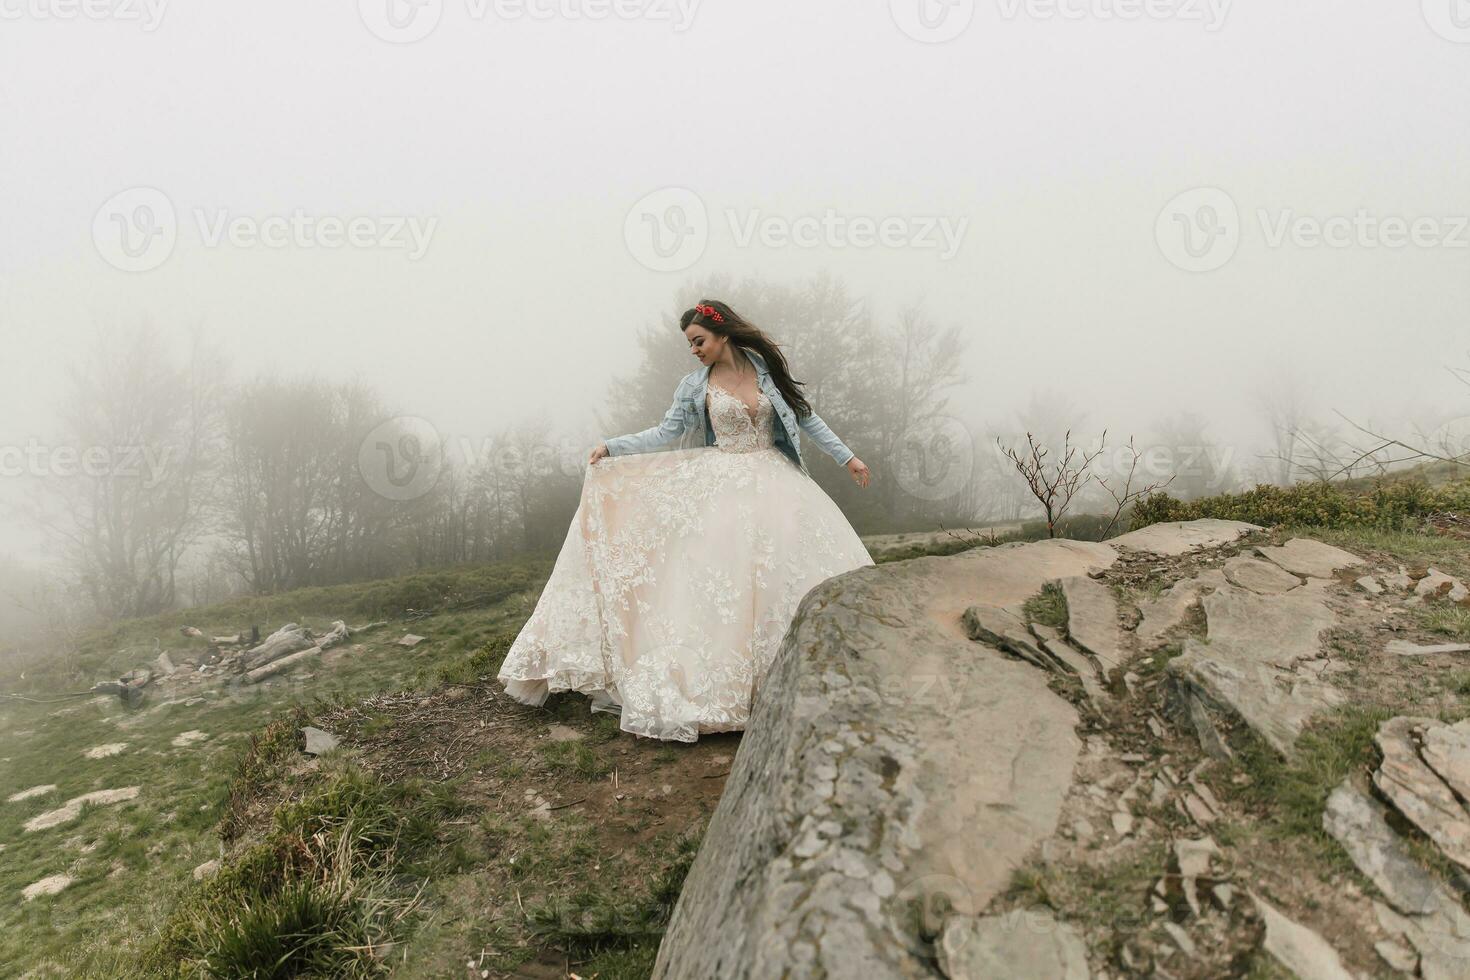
241, 624, 314, 672
316, 621, 351, 651
245, 646, 322, 684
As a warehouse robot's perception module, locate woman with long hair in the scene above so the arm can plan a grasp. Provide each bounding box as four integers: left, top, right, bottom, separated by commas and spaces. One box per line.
497, 299, 874, 741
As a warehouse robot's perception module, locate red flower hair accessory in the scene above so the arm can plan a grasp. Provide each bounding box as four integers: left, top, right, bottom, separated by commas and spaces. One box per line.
694, 304, 724, 323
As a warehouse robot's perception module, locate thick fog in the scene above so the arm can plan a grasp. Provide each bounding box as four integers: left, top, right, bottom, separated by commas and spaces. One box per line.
2, 2, 1467, 637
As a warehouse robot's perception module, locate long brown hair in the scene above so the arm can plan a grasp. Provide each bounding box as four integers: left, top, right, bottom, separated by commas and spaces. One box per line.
681, 299, 813, 419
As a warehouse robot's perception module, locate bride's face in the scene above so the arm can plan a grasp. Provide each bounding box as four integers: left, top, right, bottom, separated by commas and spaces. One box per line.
684, 324, 724, 366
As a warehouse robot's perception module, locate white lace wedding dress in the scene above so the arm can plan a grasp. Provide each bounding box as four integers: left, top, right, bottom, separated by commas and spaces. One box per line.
497, 381, 874, 741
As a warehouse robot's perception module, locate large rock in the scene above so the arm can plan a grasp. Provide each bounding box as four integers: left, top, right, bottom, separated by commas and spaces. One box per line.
1250, 892, 1354, 980
1373, 717, 1470, 872
652, 538, 1116, 978
938, 909, 1090, 979
1323, 780, 1470, 979
1255, 538, 1364, 580
1136, 568, 1225, 649
1060, 575, 1127, 671
1166, 582, 1341, 756
1222, 555, 1301, 595
1108, 519, 1261, 556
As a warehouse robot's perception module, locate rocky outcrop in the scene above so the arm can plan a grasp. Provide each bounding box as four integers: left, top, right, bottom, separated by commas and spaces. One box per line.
653, 538, 1116, 978
1108, 519, 1261, 556
652, 518, 1451, 978
1166, 581, 1343, 757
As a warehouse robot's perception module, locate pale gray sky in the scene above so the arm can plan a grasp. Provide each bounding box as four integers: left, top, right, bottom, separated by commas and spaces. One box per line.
2, 1, 1467, 560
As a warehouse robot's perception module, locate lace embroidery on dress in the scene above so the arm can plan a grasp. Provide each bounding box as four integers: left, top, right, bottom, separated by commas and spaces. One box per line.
496, 375, 874, 741
706, 383, 774, 453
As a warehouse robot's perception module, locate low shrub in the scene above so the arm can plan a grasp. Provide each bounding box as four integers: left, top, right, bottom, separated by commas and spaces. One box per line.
1130, 477, 1470, 532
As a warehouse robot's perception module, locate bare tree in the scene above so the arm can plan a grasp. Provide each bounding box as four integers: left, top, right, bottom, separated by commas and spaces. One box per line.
25, 322, 220, 620
1096, 436, 1176, 538
997, 429, 1106, 538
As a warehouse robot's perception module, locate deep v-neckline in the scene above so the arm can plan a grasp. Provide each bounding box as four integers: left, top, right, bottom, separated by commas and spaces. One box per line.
707, 382, 762, 426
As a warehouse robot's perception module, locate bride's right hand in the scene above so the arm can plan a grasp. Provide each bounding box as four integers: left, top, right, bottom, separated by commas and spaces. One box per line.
589, 442, 610, 465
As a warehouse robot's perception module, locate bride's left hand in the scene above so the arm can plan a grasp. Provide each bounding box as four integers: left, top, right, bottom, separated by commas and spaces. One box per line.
846, 456, 870, 488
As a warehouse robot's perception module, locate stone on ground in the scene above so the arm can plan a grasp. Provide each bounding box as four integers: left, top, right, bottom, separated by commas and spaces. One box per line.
171, 730, 209, 748
1060, 575, 1127, 670
1414, 568, 1470, 603
1250, 892, 1354, 980
24, 787, 141, 832
1385, 641, 1470, 656
1323, 780, 1470, 978
1222, 555, 1301, 594
22, 875, 73, 901
1166, 582, 1342, 756
546, 724, 584, 742
301, 726, 340, 755
938, 909, 1090, 980
1108, 519, 1261, 556
8, 784, 57, 803
1372, 717, 1470, 871
1255, 538, 1365, 580
1136, 569, 1224, 649
83, 742, 128, 759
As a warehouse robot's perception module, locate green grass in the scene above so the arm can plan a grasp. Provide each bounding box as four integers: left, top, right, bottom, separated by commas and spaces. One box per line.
0, 554, 549, 977
523, 831, 699, 957
136, 740, 466, 979
1023, 582, 1069, 630
1227, 706, 1394, 864
2, 554, 553, 697
1003, 842, 1168, 952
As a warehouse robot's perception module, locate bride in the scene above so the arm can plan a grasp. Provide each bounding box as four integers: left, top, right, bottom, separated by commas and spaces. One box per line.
496, 299, 875, 742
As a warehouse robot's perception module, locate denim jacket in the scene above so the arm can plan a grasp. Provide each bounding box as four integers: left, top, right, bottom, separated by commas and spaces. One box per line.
602, 348, 855, 479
